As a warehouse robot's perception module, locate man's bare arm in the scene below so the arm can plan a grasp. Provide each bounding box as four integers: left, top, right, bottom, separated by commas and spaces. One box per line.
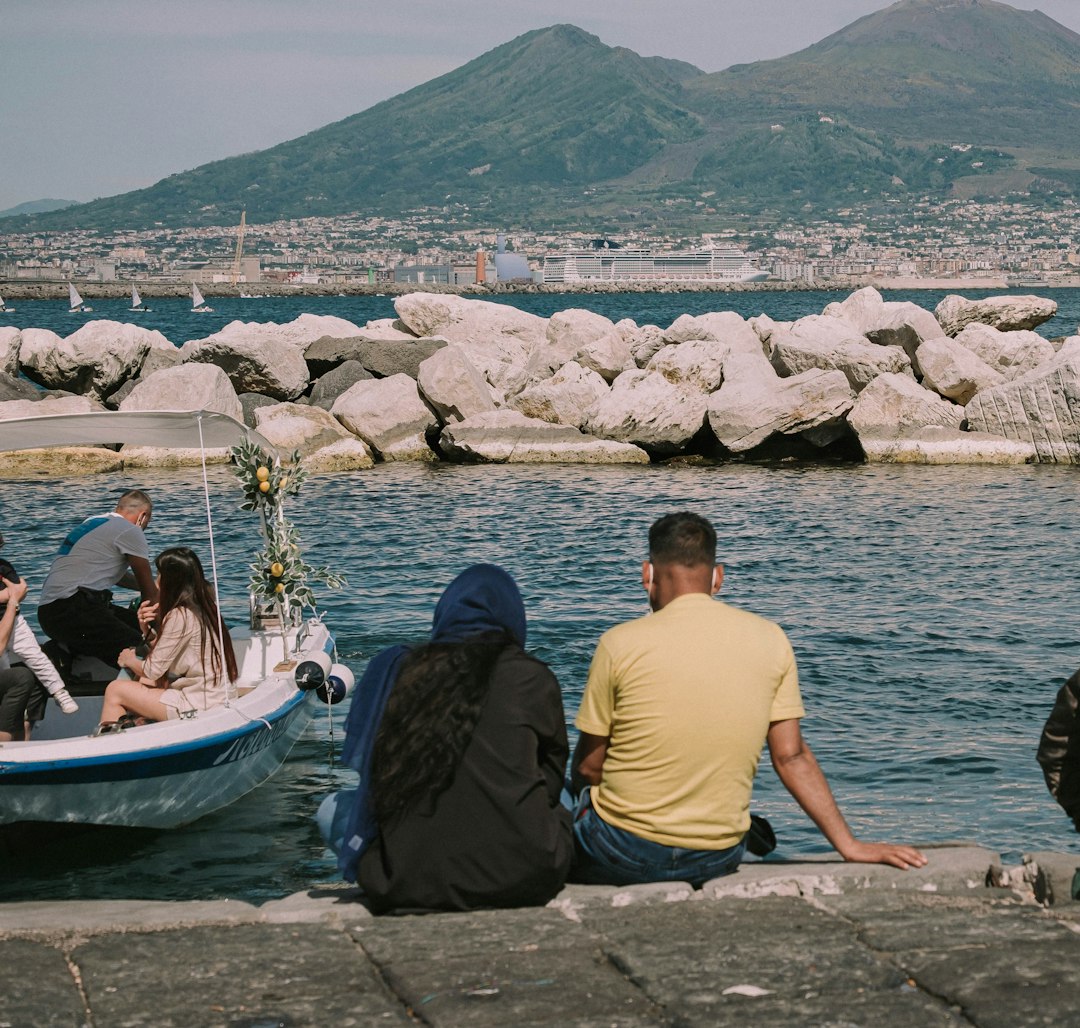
123, 555, 158, 604
767, 718, 927, 870
571, 732, 609, 793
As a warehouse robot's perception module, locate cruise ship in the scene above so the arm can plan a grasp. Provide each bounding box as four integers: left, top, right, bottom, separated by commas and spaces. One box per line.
542, 243, 769, 285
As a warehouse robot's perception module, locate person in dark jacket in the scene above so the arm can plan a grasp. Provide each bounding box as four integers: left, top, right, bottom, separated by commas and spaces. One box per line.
319, 564, 573, 914
1037, 668, 1080, 829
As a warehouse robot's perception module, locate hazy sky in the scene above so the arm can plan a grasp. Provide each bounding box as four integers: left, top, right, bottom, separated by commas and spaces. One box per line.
3, 0, 1080, 211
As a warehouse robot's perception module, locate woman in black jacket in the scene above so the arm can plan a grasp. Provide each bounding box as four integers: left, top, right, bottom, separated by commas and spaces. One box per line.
322, 564, 573, 913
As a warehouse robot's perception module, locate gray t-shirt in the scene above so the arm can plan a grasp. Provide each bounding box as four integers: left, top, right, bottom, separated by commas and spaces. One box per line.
39, 513, 150, 605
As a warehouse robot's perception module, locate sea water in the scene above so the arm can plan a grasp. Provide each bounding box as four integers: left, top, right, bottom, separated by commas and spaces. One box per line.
2, 290, 1079, 900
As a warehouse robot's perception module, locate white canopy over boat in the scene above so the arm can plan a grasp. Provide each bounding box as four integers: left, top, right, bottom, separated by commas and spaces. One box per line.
0, 409, 274, 455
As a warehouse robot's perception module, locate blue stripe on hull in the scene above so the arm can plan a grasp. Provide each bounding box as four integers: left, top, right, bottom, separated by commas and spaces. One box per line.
0, 692, 312, 787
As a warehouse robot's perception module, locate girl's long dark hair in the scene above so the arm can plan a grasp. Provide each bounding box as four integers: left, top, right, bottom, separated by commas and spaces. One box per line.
369, 630, 511, 827
154, 546, 238, 683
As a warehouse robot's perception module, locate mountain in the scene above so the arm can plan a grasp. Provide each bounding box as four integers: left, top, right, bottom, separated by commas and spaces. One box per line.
7, 1, 1080, 232
0, 198, 78, 218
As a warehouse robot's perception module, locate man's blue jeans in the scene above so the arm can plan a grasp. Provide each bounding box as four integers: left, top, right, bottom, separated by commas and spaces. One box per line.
570, 788, 745, 889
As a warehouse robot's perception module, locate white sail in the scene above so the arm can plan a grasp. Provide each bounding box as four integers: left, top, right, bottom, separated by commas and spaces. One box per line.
191, 284, 205, 309
68, 283, 84, 309
131, 285, 142, 309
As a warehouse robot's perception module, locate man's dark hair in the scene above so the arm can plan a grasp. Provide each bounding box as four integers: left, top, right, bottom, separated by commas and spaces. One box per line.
648, 512, 717, 567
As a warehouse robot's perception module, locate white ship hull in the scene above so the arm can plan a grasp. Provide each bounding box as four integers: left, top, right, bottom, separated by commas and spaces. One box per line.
543, 246, 769, 285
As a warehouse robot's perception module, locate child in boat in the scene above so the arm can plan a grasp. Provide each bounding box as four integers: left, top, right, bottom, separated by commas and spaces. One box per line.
97, 547, 237, 732
0, 554, 79, 723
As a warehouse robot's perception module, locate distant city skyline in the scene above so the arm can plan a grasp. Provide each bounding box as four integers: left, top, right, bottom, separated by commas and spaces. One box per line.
3, 0, 1080, 213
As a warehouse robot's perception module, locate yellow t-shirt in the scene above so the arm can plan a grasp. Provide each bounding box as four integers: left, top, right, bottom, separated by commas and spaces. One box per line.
575, 592, 805, 849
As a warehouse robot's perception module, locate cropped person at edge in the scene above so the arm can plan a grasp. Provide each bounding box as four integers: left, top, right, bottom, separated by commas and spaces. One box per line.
569, 511, 927, 887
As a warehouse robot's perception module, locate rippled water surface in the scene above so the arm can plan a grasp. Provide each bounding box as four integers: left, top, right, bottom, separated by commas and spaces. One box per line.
4, 286, 1080, 344
1, 460, 1079, 900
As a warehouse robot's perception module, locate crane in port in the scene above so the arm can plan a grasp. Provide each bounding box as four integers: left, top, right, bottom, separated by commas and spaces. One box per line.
230, 210, 246, 286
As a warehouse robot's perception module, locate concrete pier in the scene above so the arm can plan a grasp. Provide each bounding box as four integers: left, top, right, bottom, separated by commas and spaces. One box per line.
2, 846, 1079, 1026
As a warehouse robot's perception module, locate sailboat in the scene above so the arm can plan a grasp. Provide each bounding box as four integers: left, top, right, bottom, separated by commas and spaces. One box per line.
0, 295, 13, 314
129, 285, 151, 312
68, 283, 92, 313
191, 283, 213, 313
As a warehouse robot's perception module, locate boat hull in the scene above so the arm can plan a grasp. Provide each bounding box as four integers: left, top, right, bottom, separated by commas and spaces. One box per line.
0, 621, 338, 829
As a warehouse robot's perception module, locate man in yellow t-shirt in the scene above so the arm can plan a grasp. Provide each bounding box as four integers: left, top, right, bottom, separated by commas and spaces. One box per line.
571, 511, 927, 887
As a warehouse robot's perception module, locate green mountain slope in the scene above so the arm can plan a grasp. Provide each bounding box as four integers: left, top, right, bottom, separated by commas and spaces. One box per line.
7, 0, 1080, 232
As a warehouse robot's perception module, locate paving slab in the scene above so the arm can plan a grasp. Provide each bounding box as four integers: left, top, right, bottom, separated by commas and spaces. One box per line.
815, 890, 1068, 951
72, 923, 408, 1027
0, 938, 86, 1027
578, 896, 961, 1025
903, 938, 1080, 1028
0, 899, 258, 937
350, 907, 666, 1027
702, 846, 999, 900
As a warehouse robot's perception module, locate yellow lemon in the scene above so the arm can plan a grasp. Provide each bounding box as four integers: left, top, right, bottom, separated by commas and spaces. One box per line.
270, 562, 284, 578
256, 466, 270, 482
274, 582, 285, 594
259, 481, 271, 493
279, 476, 289, 490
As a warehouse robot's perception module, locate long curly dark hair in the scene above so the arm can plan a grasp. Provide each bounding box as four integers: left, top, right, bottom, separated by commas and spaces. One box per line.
154, 546, 238, 684
369, 629, 512, 827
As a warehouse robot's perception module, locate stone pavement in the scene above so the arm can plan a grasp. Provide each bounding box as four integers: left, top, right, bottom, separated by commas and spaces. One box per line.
2, 845, 1080, 1027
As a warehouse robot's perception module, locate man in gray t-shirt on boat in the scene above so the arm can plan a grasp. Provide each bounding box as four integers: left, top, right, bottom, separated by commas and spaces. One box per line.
38, 490, 159, 668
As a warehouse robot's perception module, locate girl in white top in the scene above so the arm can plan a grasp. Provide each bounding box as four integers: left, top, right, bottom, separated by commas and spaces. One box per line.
99, 547, 237, 731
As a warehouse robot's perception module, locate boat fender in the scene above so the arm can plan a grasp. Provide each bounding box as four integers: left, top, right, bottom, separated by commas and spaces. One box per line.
317, 663, 355, 705
295, 651, 332, 691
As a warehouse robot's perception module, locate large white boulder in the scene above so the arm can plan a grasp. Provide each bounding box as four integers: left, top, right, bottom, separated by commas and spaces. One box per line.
620, 322, 666, 368
916, 337, 1005, 404
584, 370, 707, 454
770, 316, 912, 392
952, 323, 1056, 380
530, 309, 629, 383
748, 313, 792, 350
0, 328, 20, 377
19, 321, 161, 398
253, 402, 375, 471
856, 425, 1036, 465
510, 361, 610, 429
120, 363, 243, 421
188, 314, 363, 353
707, 369, 855, 453
663, 312, 763, 354
394, 293, 546, 395
331, 373, 437, 461
184, 334, 310, 400
935, 294, 1058, 336
416, 345, 500, 424
439, 410, 649, 464
646, 339, 727, 394
825, 288, 941, 366
847, 373, 965, 453
964, 345, 1080, 463
0, 395, 103, 421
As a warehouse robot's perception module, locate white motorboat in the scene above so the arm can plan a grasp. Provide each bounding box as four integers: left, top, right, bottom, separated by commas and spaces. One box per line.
0, 410, 351, 829
68, 283, 92, 313
129, 285, 151, 312
191, 283, 213, 313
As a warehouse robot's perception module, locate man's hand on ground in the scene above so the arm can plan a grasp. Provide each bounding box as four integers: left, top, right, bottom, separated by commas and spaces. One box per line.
839, 840, 928, 869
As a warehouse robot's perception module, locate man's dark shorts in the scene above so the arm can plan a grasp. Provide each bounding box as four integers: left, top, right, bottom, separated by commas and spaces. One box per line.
38, 588, 141, 666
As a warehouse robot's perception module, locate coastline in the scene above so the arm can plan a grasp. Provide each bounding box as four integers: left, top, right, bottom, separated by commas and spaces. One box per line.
2, 275, 1076, 302
3, 846, 1079, 1025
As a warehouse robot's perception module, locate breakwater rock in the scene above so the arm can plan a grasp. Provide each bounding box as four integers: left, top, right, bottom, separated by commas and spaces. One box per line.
0, 289, 1072, 474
